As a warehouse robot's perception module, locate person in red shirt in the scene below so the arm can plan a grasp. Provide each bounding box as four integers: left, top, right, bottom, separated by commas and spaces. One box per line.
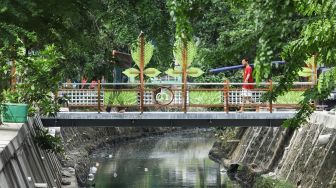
239, 57, 254, 112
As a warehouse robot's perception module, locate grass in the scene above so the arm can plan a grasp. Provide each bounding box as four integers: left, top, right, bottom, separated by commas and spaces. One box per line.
253, 176, 295, 188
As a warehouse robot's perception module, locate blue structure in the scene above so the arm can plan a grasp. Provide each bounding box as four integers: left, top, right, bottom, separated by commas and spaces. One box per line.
209, 61, 286, 73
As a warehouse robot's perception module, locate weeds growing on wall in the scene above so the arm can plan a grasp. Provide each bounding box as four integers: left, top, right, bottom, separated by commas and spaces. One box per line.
34, 126, 64, 154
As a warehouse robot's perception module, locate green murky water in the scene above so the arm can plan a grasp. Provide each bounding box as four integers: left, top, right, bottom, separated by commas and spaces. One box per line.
90, 130, 237, 188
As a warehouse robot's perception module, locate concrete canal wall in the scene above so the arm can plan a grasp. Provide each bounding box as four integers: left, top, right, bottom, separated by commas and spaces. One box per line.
209, 112, 336, 187
0, 118, 71, 188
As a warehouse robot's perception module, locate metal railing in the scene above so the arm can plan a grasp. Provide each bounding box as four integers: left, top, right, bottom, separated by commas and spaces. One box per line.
57, 81, 314, 113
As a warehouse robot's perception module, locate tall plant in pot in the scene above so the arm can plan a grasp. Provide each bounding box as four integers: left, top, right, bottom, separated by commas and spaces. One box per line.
1, 89, 29, 123
1, 45, 63, 123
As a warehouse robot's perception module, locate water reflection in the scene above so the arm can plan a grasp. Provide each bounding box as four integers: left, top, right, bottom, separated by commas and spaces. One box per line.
92, 130, 238, 188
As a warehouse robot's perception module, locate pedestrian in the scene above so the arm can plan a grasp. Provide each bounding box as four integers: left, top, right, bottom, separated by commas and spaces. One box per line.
90, 78, 98, 89
239, 57, 254, 112
81, 75, 88, 89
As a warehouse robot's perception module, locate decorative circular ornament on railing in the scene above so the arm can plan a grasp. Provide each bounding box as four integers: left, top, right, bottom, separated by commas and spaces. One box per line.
154, 87, 174, 106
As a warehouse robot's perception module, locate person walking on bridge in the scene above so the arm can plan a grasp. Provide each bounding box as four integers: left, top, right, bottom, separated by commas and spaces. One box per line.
239, 57, 254, 112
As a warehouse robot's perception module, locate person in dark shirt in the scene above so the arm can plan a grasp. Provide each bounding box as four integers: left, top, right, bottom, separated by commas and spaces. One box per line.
239, 57, 254, 112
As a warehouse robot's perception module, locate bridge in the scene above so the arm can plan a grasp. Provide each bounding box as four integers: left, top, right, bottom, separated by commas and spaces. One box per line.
41, 111, 295, 127
40, 82, 313, 127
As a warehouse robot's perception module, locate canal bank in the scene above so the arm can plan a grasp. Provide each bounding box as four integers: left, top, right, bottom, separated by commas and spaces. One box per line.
209, 112, 336, 187
0, 117, 74, 188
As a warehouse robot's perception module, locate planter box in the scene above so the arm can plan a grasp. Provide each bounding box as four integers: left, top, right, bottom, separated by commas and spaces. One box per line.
1, 103, 28, 123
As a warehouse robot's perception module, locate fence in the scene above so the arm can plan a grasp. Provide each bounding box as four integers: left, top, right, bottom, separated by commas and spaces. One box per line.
57, 82, 313, 112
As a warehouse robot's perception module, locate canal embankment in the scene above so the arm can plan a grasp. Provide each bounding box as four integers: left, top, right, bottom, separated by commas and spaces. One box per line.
0, 117, 74, 188
209, 111, 336, 187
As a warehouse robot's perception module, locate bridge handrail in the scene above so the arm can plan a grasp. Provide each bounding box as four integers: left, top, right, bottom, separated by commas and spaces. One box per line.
60, 82, 314, 87
57, 81, 314, 113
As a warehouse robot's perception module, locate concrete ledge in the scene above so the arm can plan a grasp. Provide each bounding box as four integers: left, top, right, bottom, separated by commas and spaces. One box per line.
41, 112, 296, 127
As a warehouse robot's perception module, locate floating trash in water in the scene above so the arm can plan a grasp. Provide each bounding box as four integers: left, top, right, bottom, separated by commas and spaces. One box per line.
144, 168, 148, 172
88, 173, 94, 181
113, 172, 117, 178
90, 166, 97, 174
220, 168, 226, 174
96, 162, 100, 167
108, 154, 113, 158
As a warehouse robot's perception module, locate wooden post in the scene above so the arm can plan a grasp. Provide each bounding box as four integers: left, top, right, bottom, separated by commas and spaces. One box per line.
313, 54, 318, 85
97, 80, 101, 113
182, 41, 188, 113
139, 32, 145, 113
269, 80, 273, 113
224, 80, 229, 113
11, 59, 16, 91
312, 54, 318, 109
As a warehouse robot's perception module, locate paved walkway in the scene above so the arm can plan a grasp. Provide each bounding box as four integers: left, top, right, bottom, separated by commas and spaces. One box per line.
0, 123, 23, 152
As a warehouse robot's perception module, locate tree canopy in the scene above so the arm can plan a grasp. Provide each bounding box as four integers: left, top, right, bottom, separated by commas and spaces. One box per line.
1, 0, 336, 127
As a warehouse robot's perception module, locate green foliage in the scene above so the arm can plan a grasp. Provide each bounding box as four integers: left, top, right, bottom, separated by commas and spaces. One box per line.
2, 89, 23, 103
187, 67, 204, 77
275, 91, 304, 104
131, 41, 155, 68
1, 45, 62, 117
104, 91, 138, 106
173, 39, 197, 67
34, 126, 63, 154
253, 176, 294, 188
298, 56, 316, 78
253, 39, 273, 83
123, 68, 140, 78
165, 68, 181, 78
143, 68, 161, 78
166, 39, 203, 78
189, 91, 222, 105
167, 0, 194, 40
124, 37, 161, 78
318, 68, 336, 94
266, 0, 336, 128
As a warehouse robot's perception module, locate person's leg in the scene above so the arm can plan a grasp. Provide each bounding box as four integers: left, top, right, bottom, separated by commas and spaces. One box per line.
239, 97, 246, 112
239, 89, 247, 112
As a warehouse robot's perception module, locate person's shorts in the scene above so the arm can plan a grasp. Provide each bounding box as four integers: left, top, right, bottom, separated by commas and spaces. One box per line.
241, 88, 252, 97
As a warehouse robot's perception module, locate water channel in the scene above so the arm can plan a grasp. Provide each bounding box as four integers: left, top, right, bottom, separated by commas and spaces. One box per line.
90, 129, 239, 188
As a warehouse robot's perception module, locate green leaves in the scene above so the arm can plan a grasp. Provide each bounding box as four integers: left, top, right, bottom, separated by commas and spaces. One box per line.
124, 37, 160, 79
173, 39, 197, 67
188, 67, 204, 77
318, 67, 336, 94
164, 67, 203, 78
123, 68, 140, 78
298, 67, 313, 77
144, 68, 161, 78
131, 41, 154, 68
298, 56, 316, 78
253, 38, 273, 83
165, 68, 181, 77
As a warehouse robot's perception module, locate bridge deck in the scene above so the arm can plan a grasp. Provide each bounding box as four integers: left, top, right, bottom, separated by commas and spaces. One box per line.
41, 111, 295, 127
